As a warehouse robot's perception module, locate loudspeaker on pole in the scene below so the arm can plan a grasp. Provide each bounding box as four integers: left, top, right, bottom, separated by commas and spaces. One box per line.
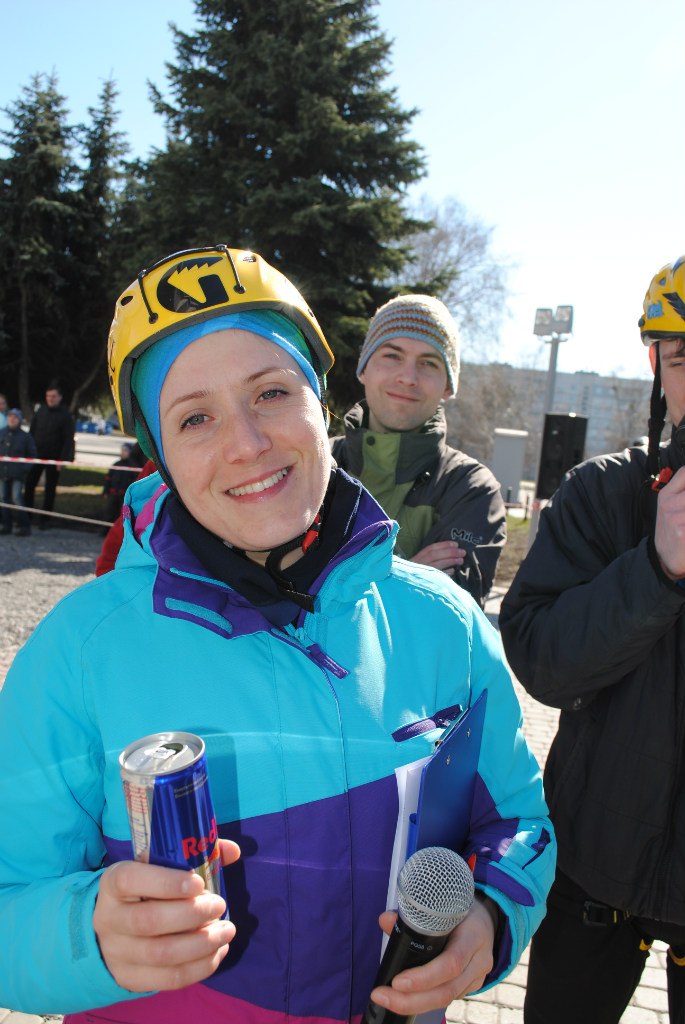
535, 413, 588, 500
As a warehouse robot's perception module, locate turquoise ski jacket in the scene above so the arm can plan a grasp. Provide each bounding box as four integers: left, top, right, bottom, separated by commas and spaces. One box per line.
0, 471, 554, 1022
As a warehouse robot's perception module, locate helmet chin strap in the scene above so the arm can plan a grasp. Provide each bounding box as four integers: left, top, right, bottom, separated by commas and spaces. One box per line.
647, 347, 667, 478
674, 415, 685, 453
263, 513, 323, 612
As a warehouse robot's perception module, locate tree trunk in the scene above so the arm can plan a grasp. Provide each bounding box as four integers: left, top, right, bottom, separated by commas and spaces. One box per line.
70, 344, 108, 414
18, 278, 31, 415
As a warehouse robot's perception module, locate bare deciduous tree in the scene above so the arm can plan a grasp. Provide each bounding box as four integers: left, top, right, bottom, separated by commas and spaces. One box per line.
399, 195, 513, 362
444, 363, 535, 468
603, 379, 654, 453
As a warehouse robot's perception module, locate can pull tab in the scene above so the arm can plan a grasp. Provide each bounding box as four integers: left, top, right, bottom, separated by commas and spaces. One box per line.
145, 741, 187, 761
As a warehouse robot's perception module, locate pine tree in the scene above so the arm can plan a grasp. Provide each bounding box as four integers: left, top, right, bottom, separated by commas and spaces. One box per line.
67, 80, 130, 412
0, 76, 132, 414
0, 74, 77, 412
139, 0, 426, 410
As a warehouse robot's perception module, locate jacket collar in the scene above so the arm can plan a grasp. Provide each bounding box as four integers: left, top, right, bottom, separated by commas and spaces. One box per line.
342, 400, 447, 484
119, 469, 395, 639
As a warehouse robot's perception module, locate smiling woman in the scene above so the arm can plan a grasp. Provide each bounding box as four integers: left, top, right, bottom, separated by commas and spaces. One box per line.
0, 245, 555, 1024
156, 330, 332, 563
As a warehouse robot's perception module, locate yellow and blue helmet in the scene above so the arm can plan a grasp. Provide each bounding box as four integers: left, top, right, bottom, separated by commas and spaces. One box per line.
638, 256, 685, 478
639, 256, 685, 343
107, 245, 334, 439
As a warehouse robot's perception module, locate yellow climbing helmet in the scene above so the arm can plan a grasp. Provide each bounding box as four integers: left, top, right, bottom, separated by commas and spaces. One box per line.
107, 245, 334, 436
639, 256, 685, 345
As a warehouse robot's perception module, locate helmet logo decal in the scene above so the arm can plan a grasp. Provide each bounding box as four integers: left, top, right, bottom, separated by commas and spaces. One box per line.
647, 300, 664, 320
157, 256, 229, 313
664, 291, 685, 324
167, 265, 218, 304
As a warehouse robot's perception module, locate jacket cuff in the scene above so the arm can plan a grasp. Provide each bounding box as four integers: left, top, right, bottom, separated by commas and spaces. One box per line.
647, 535, 685, 595
469, 886, 518, 992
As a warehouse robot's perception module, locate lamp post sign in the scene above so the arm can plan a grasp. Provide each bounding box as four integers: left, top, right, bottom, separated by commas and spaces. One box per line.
534, 306, 574, 338
527, 304, 574, 549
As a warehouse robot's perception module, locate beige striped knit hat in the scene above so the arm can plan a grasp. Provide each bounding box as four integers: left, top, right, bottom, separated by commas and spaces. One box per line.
357, 294, 460, 396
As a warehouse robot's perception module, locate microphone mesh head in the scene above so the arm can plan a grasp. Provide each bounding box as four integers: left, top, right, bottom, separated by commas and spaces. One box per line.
397, 846, 475, 936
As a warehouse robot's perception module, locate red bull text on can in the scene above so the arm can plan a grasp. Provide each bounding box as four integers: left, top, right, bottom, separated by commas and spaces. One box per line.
119, 731, 228, 917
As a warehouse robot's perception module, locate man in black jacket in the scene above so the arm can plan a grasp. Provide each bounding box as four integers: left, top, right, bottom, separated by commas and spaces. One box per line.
23, 384, 75, 528
330, 294, 506, 607
500, 256, 685, 1024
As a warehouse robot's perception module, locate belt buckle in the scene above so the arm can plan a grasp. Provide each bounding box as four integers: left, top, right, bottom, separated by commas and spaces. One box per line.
583, 900, 618, 927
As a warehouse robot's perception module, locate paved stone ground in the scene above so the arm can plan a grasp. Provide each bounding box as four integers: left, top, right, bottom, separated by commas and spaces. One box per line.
0, 536, 672, 1023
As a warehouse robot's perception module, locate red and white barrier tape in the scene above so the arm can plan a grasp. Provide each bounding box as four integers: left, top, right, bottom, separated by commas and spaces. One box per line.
0, 456, 69, 466
0, 456, 141, 472
0, 457, 144, 528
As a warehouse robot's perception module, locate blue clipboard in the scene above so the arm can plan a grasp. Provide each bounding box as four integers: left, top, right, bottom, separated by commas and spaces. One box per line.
406, 689, 488, 858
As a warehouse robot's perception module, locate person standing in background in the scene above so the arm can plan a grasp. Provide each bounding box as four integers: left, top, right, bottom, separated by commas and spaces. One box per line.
0, 408, 37, 536
0, 394, 8, 430
331, 294, 506, 607
102, 442, 136, 523
96, 445, 156, 573
23, 383, 75, 528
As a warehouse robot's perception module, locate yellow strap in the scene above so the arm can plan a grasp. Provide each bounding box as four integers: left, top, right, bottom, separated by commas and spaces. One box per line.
640, 939, 653, 952
669, 947, 685, 966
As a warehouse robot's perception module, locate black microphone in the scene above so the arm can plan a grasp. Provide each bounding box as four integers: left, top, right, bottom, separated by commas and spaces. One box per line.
363, 846, 475, 1024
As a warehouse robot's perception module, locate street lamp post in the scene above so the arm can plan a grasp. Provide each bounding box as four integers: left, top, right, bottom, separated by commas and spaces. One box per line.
534, 305, 574, 415
526, 305, 574, 550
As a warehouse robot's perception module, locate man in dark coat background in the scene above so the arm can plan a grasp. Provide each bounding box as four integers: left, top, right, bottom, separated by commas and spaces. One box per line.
23, 383, 75, 528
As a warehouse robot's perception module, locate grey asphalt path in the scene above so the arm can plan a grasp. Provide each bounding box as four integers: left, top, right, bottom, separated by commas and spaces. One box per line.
0, 563, 671, 1023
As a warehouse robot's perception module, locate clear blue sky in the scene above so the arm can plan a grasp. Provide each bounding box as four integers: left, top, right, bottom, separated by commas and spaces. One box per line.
1, 0, 683, 382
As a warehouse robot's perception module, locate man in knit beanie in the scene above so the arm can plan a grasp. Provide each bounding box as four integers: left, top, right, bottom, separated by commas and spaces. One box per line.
331, 294, 506, 606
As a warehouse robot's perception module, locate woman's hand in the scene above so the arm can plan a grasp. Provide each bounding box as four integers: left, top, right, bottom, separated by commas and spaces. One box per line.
93, 839, 240, 993
368, 897, 496, 1016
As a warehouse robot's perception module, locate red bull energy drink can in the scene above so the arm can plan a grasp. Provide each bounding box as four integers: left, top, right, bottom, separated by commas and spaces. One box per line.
119, 731, 228, 917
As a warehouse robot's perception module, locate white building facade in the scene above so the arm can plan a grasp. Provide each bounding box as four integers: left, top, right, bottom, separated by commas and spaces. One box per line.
445, 363, 654, 483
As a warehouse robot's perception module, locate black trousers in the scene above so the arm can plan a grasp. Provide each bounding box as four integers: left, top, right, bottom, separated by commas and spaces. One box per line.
24, 463, 60, 518
525, 872, 685, 1023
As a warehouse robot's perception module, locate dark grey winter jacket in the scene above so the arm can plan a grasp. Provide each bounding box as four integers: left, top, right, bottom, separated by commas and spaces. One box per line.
331, 402, 506, 606
500, 439, 685, 923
